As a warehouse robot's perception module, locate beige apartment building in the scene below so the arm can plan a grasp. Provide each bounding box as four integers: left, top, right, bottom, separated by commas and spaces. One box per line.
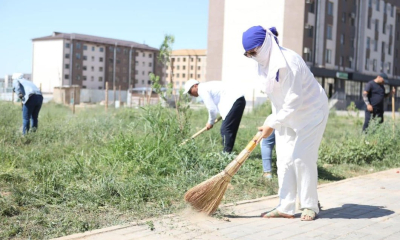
207, 0, 400, 110
166, 49, 207, 90
32, 32, 164, 93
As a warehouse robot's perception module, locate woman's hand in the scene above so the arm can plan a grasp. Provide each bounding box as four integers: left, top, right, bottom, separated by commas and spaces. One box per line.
257, 125, 274, 144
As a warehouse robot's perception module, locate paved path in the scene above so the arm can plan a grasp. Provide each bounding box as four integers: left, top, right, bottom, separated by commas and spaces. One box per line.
55, 169, 400, 240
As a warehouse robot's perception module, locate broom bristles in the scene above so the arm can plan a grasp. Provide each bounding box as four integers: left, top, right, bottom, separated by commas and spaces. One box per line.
184, 131, 262, 215
184, 171, 231, 215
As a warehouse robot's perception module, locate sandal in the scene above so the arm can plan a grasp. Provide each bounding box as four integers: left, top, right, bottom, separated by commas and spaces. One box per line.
301, 209, 316, 221
261, 209, 294, 219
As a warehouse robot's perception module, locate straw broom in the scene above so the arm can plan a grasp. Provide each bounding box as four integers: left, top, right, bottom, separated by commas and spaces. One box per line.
184, 131, 263, 215
180, 116, 223, 146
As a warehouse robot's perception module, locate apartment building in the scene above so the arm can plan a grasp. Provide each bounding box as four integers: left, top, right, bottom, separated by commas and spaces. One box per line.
207, 0, 400, 110
32, 32, 163, 93
165, 49, 207, 90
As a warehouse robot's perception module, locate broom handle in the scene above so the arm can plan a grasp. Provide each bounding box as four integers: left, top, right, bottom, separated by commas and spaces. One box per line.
180, 116, 223, 146
235, 131, 263, 165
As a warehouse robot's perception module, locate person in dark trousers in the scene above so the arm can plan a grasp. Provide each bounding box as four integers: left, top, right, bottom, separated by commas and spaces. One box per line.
12, 73, 43, 135
362, 72, 395, 132
184, 79, 246, 153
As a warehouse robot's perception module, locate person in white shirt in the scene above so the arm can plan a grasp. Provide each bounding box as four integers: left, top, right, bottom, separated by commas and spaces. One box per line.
242, 26, 328, 221
184, 79, 246, 153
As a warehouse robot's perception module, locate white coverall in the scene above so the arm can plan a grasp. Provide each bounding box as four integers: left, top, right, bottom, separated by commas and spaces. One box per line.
264, 47, 329, 215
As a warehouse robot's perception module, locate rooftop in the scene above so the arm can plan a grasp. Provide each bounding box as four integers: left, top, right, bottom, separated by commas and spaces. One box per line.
32, 32, 158, 51
171, 49, 207, 56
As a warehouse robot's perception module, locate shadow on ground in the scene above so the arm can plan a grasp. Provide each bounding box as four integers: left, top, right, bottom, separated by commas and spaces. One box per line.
318, 204, 394, 219
318, 165, 345, 181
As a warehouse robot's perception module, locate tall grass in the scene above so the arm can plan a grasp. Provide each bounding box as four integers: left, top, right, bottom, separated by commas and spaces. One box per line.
1, 101, 399, 239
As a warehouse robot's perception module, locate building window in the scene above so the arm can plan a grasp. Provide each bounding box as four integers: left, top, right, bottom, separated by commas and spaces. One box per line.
198, 58, 201, 62
65, 54, 70, 59
177, 58, 180, 62
183, 66, 186, 70
183, 73, 186, 78
91, 66, 94, 71
375, 19, 379, 32
339, 56, 343, 66
142, 71, 145, 75
142, 80, 144, 84
99, 67, 103, 72
325, 49, 332, 63
76, 75, 81, 81
91, 56, 94, 61
348, 57, 353, 68
373, 59, 377, 71
388, 43, 392, 55
83, 45, 88, 50
76, 43, 81, 49
149, 53, 152, 58
83, 66, 87, 70
197, 74, 201, 78
76, 63, 80, 69
135, 61, 138, 65
109, 46, 114, 52
327, 1, 333, 15
367, 16, 371, 29
183, 58, 186, 62
368, 0, 372, 8
340, 34, 345, 44
99, 77, 103, 82
342, 12, 346, 23
100, 47, 104, 52
327, 25, 332, 40
135, 52, 139, 56
65, 43, 70, 48
387, 63, 391, 74
91, 76, 94, 81
65, 74, 69, 79
177, 73, 180, 77
116, 59, 120, 64
177, 65, 180, 70
376, 0, 380, 11
99, 57, 103, 62
365, 58, 369, 70
142, 62, 145, 66
309, 1, 315, 13
65, 64, 69, 69
83, 55, 87, 60
374, 40, 378, 51
383, 22, 386, 34
308, 26, 314, 37
391, 4, 394, 17
190, 66, 194, 70
76, 53, 81, 59
380, 61, 384, 72
191, 58, 194, 62
389, 25, 393, 36
135, 70, 138, 75
149, 62, 152, 67
382, 42, 385, 53
190, 74, 193, 78
198, 66, 201, 70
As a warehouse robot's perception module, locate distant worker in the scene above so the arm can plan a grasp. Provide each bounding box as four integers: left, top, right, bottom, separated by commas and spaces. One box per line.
362, 72, 395, 132
12, 73, 43, 135
184, 79, 246, 153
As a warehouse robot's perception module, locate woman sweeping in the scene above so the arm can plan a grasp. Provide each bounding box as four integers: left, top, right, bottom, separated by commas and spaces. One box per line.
242, 26, 328, 221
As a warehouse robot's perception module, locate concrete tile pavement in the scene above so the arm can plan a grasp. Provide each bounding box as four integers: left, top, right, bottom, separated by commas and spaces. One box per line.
54, 169, 400, 240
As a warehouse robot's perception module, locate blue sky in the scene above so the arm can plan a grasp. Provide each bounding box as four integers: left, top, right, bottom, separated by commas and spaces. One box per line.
0, 0, 209, 77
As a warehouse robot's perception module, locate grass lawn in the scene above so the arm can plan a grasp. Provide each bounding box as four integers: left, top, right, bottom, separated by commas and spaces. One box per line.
1, 101, 400, 239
